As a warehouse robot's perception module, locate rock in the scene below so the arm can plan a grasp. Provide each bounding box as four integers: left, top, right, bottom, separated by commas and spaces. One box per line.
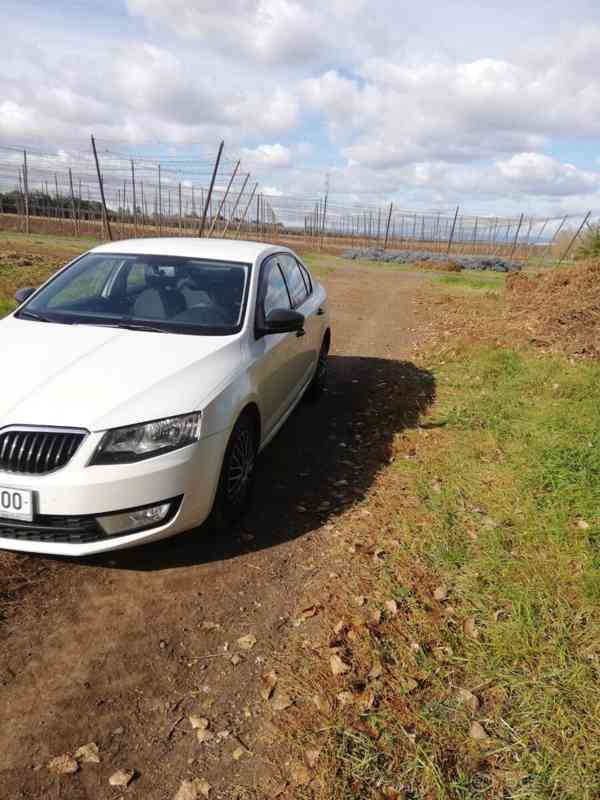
47, 755, 79, 775
189, 715, 210, 730
109, 768, 136, 787
174, 778, 211, 799
261, 670, 278, 700
237, 634, 257, 650
74, 742, 100, 763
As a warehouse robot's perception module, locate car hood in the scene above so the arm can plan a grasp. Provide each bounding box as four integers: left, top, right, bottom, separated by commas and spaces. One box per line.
0, 317, 243, 431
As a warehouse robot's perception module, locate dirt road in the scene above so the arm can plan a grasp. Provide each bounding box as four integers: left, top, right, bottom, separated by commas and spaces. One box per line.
0, 264, 432, 799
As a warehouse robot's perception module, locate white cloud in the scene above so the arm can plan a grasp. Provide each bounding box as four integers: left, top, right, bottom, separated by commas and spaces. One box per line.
240, 144, 292, 169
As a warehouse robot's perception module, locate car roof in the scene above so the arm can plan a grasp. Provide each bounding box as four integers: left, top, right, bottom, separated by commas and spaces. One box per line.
90, 237, 289, 263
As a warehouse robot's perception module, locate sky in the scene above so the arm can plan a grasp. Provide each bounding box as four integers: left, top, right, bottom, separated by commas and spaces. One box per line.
2, 0, 600, 217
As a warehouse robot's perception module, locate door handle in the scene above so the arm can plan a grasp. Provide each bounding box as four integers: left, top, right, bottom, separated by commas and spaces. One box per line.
316, 307, 325, 316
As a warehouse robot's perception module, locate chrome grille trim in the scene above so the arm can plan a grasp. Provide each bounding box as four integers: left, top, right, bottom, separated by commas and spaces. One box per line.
0, 426, 88, 475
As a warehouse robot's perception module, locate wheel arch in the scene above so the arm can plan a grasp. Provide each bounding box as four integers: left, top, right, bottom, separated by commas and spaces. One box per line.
238, 401, 261, 449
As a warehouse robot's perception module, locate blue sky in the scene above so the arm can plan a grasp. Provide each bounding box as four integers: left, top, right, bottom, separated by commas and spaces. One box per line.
2, 0, 600, 217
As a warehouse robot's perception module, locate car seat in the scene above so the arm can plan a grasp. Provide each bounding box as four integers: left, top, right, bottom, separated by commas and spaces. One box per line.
133, 265, 187, 320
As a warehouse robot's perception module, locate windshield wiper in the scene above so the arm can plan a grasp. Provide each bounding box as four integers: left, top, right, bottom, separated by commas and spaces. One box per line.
80, 319, 168, 333
18, 310, 72, 324
114, 321, 167, 333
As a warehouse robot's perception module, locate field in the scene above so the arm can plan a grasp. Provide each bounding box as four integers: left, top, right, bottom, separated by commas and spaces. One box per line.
0, 231, 599, 798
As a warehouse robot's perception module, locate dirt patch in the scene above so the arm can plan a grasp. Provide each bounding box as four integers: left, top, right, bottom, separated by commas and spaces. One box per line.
0, 263, 434, 799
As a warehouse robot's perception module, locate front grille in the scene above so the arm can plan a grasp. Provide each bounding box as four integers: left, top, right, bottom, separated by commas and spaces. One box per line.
0, 514, 103, 544
0, 427, 87, 474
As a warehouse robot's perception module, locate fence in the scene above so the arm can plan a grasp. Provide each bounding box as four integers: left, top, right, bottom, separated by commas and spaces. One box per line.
0, 140, 593, 262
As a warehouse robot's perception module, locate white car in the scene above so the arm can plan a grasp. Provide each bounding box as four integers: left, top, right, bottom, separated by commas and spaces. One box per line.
0, 238, 330, 556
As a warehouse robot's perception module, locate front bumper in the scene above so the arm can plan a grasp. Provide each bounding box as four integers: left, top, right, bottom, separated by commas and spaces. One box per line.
0, 428, 229, 556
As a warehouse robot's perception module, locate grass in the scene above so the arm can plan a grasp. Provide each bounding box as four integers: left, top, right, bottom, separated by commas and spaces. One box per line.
278, 337, 600, 799
434, 272, 505, 292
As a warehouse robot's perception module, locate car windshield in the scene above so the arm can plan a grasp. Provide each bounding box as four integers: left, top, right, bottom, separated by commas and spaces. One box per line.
17, 253, 251, 335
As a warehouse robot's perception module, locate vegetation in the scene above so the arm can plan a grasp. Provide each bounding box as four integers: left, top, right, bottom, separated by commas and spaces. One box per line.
575, 224, 600, 260
434, 272, 505, 292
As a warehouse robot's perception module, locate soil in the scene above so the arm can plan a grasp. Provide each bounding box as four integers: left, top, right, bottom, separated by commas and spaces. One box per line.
0, 264, 432, 799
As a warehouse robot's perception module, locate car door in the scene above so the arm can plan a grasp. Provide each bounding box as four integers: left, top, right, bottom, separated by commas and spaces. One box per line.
277, 254, 322, 389
247, 255, 300, 439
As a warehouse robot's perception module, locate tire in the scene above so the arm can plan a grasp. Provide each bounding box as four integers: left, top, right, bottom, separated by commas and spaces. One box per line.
209, 413, 257, 532
306, 335, 330, 402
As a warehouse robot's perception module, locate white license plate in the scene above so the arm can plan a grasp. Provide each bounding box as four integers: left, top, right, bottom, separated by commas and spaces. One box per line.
0, 487, 34, 521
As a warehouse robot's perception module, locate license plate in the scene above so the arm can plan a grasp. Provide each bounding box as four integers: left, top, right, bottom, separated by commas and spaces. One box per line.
0, 487, 34, 521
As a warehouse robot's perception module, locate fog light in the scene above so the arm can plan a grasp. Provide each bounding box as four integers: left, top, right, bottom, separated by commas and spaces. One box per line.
97, 501, 172, 536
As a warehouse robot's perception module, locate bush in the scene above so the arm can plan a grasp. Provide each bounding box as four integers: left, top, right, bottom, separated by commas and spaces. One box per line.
575, 223, 600, 260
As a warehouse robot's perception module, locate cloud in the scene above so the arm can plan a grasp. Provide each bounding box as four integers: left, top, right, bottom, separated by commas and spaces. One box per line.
240, 144, 292, 169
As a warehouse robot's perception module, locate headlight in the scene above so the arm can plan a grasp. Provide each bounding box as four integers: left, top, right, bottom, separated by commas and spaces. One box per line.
90, 412, 201, 465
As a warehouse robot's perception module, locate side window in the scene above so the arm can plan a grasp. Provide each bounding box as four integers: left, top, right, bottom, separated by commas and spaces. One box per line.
263, 258, 291, 317
278, 254, 308, 308
297, 260, 313, 295
126, 262, 148, 293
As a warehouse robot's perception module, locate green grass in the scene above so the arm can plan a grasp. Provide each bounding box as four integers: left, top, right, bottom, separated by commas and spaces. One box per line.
434, 271, 506, 292
397, 347, 600, 798
0, 298, 16, 316
284, 344, 600, 800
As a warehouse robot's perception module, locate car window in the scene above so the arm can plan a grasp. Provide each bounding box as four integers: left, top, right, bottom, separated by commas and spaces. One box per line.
22, 253, 251, 335
278, 254, 308, 308
297, 261, 312, 295
46, 256, 116, 307
126, 262, 147, 293
263, 258, 291, 316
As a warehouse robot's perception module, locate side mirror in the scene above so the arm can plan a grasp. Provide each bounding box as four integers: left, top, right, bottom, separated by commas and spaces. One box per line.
260, 308, 305, 336
15, 287, 36, 304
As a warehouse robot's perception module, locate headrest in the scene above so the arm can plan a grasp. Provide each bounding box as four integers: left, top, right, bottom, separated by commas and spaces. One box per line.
145, 264, 178, 288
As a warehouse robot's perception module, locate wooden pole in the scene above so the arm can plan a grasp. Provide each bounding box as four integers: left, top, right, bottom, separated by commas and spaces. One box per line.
383, 202, 393, 250
22, 150, 30, 234
90, 135, 112, 241
68, 167, 78, 234
199, 140, 224, 237
178, 182, 183, 233
222, 172, 249, 237
447, 205, 460, 255
509, 213, 525, 259
208, 159, 240, 237
158, 164, 162, 235
131, 160, 137, 237
235, 181, 258, 238
558, 211, 592, 265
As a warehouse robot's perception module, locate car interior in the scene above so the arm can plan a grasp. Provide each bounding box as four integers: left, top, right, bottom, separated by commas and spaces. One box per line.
41, 257, 248, 329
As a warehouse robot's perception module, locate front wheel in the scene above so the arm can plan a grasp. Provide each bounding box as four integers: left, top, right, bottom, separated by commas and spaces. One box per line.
209, 413, 257, 532
306, 335, 330, 402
